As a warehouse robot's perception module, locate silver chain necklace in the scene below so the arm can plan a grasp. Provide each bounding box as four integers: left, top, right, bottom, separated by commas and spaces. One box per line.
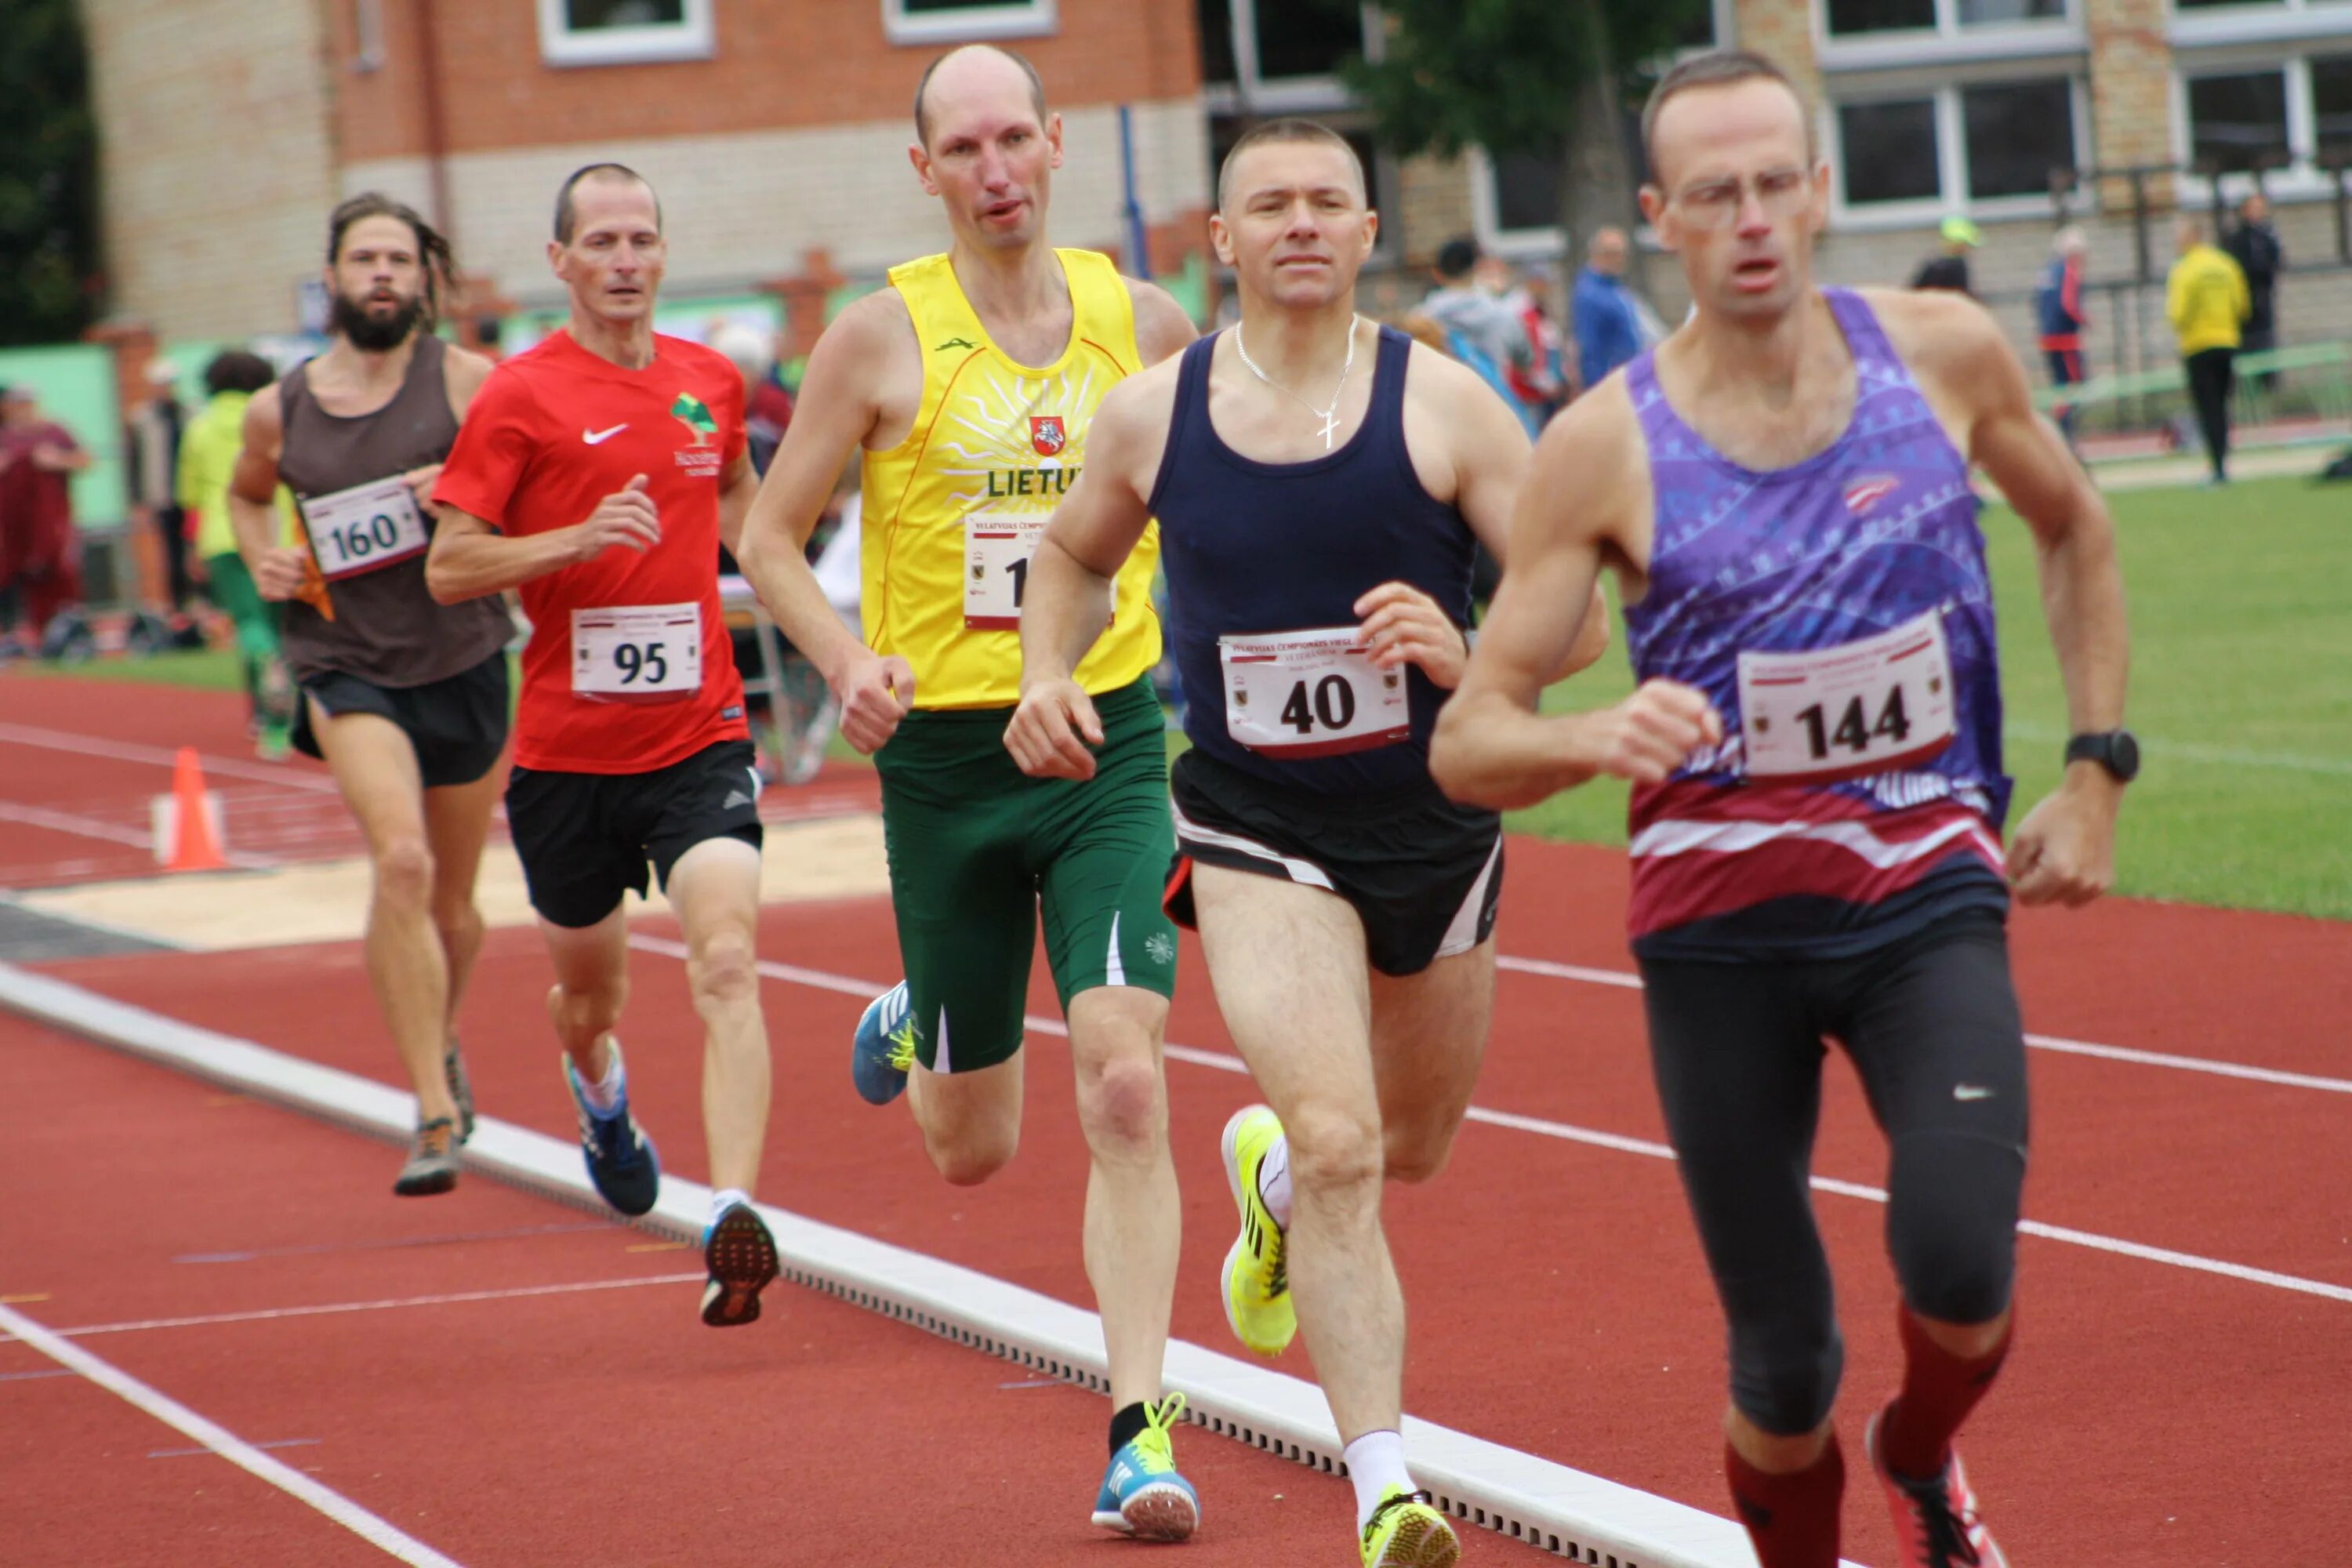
1234, 314, 1362, 451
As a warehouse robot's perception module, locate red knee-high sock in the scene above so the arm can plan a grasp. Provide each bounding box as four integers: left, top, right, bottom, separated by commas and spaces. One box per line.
1726, 1432, 1844, 1568
1880, 1303, 2012, 1479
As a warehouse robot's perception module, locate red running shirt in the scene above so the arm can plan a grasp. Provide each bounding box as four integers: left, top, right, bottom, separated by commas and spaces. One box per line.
434, 331, 749, 774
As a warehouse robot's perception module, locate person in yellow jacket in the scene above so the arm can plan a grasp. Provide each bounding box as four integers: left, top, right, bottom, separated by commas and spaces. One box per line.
178, 350, 299, 755
2168, 216, 2252, 485
733, 44, 1208, 1541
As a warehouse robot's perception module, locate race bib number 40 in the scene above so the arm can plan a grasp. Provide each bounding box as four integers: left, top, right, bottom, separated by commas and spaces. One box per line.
572, 603, 702, 703
1220, 628, 1410, 759
964, 513, 1046, 630
1737, 610, 1957, 782
299, 477, 428, 580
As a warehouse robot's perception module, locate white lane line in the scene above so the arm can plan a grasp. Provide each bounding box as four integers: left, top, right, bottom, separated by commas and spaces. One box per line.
1495, 954, 2352, 1096
2, 1274, 705, 1344
0, 722, 343, 793
634, 935, 2352, 1307
0, 1299, 466, 1566
0, 800, 283, 871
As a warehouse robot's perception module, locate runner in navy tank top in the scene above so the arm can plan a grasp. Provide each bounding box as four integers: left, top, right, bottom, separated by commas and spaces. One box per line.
1434, 53, 2132, 1568
1007, 120, 1605, 1568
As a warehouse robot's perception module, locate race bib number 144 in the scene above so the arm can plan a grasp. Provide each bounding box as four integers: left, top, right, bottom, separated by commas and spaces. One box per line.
1737, 610, 1958, 782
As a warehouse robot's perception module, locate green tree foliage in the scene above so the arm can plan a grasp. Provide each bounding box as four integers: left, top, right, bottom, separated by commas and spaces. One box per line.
0, 0, 101, 345
1342, 0, 1709, 260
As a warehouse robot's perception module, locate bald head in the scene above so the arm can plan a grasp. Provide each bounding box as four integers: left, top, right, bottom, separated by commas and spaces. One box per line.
914, 45, 1047, 148
1588, 226, 1629, 274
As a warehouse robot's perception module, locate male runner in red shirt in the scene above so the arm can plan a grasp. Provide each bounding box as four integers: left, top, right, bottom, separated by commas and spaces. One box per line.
429, 163, 782, 1328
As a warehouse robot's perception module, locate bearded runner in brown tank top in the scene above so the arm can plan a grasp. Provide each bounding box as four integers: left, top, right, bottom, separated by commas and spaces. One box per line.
228, 193, 512, 1199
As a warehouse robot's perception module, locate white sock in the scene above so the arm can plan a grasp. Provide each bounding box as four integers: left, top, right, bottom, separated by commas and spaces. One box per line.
577, 1040, 625, 1115
1344, 1429, 1414, 1530
708, 1188, 750, 1229
1256, 1134, 1293, 1229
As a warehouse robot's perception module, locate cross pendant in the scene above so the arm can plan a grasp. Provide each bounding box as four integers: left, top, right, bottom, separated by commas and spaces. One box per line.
1318, 408, 1340, 450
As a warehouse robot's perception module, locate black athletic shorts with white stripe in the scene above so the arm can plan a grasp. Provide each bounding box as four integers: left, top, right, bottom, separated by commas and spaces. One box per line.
1163, 746, 1503, 978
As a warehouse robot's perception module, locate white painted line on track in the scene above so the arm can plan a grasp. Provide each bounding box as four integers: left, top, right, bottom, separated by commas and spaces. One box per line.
0, 721, 344, 793
0, 1299, 466, 1566
630, 936, 2352, 1307
2, 1274, 705, 1344
0, 958, 1802, 1568
1494, 954, 2352, 1096
0, 800, 283, 871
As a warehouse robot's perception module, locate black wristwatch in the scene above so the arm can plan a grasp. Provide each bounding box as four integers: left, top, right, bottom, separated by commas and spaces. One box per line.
2065, 729, 2140, 783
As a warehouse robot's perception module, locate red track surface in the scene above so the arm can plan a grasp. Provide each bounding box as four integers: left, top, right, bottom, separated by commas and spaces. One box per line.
5, 672, 2350, 1566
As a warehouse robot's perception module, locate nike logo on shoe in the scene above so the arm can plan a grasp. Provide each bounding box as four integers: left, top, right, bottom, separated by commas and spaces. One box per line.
583, 424, 627, 445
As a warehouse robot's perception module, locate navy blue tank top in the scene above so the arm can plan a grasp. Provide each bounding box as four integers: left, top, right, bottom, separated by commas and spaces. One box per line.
1150, 324, 1475, 796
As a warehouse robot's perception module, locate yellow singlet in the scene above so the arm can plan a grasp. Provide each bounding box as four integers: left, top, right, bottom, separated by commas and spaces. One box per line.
860, 248, 1161, 710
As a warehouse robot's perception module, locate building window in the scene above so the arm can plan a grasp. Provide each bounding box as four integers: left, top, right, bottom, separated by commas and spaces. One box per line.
2185, 69, 2292, 171
1200, 0, 1376, 113
1833, 77, 2082, 212
537, 0, 713, 67
2315, 54, 2352, 159
1839, 99, 1943, 203
1826, 0, 2067, 34
882, 0, 1058, 46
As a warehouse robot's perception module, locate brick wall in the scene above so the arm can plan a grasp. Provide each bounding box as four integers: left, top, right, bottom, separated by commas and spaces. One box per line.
81, 0, 342, 340
341, 100, 1215, 308
2083, 0, 2178, 209
1729, 0, 1824, 128
325, 0, 1204, 164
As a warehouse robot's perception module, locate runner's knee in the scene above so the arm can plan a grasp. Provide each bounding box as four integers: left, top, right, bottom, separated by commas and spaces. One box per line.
1728, 1299, 1846, 1437
688, 926, 760, 1010
925, 1121, 1018, 1187
372, 836, 436, 912
550, 973, 626, 1039
1886, 1131, 2022, 1325
1284, 1102, 1385, 1198
1073, 1051, 1164, 1160
1381, 1116, 1458, 1185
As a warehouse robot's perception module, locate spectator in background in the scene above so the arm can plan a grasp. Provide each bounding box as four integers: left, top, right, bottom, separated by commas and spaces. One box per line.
2223, 192, 2283, 384
0, 384, 93, 656
125, 360, 200, 633
710, 321, 787, 474
1573, 226, 1646, 394
1911, 216, 1981, 294
2168, 214, 2252, 486
2036, 226, 2091, 446
1423, 235, 1537, 395
178, 350, 296, 757
1500, 263, 1570, 419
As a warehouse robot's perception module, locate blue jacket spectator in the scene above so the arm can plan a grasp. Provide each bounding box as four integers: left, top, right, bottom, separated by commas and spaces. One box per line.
1571, 228, 1644, 391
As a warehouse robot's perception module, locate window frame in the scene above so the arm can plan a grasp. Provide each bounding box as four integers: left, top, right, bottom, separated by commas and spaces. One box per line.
1814, 0, 2085, 74
2171, 0, 2352, 53
1824, 72, 2089, 228
535, 0, 715, 68
880, 0, 1058, 47
1200, 0, 1381, 116
2171, 48, 2352, 204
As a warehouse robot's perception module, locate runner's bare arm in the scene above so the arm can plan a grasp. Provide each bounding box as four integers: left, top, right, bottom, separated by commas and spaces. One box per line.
1124, 279, 1200, 366
1006, 372, 1171, 779
735, 292, 907, 714
715, 451, 757, 556
425, 479, 661, 602
1431, 383, 1720, 810
227, 386, 310, 601
1888, 291, 2130, 906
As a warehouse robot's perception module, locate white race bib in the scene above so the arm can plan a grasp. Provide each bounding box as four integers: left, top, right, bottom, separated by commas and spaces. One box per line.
299, 477, 427, 579
572, 603, 702, 703
1219, 628, 1410, 759
1737, 610, 1958, 782
963, 512, 1046, 630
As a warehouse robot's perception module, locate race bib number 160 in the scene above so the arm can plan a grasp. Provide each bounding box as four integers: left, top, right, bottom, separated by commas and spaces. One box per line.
1737, 610, 1958, 782
299, 477, 428, 580
572, 603, 702, 704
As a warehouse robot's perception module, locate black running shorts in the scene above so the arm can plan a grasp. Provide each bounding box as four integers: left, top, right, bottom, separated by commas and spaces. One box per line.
506, 739, 765, 929
1164, 746, 1503, 977
294, 650, 510, 789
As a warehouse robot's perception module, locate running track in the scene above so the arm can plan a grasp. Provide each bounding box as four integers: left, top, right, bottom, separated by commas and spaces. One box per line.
3, 672, 2347, 1566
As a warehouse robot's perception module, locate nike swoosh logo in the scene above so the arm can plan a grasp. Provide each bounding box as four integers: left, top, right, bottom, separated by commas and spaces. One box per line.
583, 424, 627, 445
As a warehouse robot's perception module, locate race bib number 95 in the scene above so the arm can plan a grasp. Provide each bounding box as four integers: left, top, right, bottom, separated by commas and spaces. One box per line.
572, 603, 702, 704
299, 477, 428, 580
1220, 628, 1410, 759
1737, 610, 1957, 782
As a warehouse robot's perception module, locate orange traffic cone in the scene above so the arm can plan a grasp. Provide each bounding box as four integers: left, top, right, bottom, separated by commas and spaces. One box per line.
152, 746, 228, 871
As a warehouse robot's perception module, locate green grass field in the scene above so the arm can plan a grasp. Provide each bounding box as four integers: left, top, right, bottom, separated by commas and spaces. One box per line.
20, 476, 2349, 917
1511, 474, 2352, 920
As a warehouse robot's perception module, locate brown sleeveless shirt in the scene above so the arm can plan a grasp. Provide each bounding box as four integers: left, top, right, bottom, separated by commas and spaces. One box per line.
277, 334, 513, 687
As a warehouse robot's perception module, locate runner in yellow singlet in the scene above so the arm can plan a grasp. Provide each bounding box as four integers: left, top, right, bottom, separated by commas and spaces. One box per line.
734, 45, 1203, 1544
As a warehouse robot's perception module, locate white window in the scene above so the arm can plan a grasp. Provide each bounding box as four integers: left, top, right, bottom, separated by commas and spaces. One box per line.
537, 0, 713, 67
2175, 52, 2352, 197
1200, 0, 1381, 114
1829, 75, 2085, 221
1817, 0, 2082, 72
882, 0, 1057, 46
2172, 0, 2352, 51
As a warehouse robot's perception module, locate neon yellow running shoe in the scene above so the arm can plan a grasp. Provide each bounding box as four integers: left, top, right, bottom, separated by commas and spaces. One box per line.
1091, 1393, 1200, 1541
1219, 1104, 1295, 1357
1360, 1486, 1461, 1568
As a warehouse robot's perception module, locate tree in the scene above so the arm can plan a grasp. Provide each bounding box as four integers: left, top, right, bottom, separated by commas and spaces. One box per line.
1343, 0, 1709, 276
0, 0, 101, 346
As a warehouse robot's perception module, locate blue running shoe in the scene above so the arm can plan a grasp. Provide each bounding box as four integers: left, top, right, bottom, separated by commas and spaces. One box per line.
1091, 1394, 1200, 1541
562, 1040, 660, 1217
851, 981, 919, 1106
